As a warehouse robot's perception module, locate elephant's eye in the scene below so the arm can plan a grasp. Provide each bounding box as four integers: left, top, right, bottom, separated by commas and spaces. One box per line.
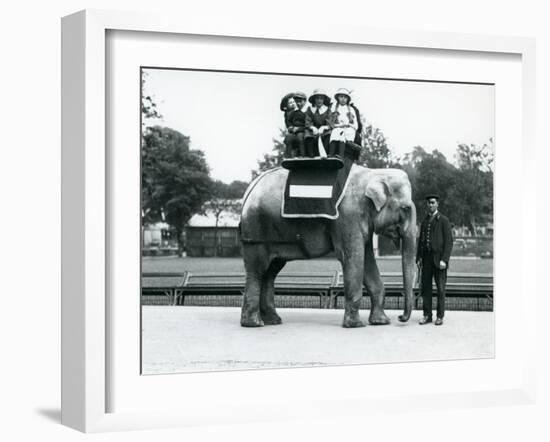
401, 205, 411, 212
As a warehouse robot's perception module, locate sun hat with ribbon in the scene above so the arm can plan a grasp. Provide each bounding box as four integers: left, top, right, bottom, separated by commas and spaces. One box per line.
334, 88, 353, 101
279, 92, 297, 111
308, 88, 331, 106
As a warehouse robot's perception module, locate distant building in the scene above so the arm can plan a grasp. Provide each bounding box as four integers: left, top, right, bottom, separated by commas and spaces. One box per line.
143, 221, 176, 247
185, 202, 242, 257
142, 221, 179, 256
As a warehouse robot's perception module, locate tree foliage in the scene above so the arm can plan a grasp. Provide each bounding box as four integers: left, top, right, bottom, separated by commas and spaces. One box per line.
212, 180, 249, 199
201, 180, 249, 256
142, 126, 212, 253
203, 180, 248, 234
401, 143, 493, 234
251, 128, 286, 179
141, 71, 161, 122
358, 122, 395, 168
447, 141, 494, 233
401, 147, 457, 220
455, 139, 494, 173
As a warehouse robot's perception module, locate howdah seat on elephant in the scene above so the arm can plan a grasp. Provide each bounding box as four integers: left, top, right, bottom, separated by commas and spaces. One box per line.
281, 141, 361, 171
281, 156, 344, 171
239, 142, 417, 328
281, 143, 359, 220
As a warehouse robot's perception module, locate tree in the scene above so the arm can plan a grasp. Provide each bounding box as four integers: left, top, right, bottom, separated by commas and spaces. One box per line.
141, 71, 161, 124
215, 180, 249, 199
400, 142, 494, 235
401, 147, 457, 220
251, 128, 286, 179
358, 122, 395, 168
142, 126, 213, 255
202, 180, 248, 256
455, 139, 494, 173
447, 141, 494, 235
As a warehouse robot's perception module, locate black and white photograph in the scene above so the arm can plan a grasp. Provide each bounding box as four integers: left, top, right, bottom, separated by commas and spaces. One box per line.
140, 67, 494, 375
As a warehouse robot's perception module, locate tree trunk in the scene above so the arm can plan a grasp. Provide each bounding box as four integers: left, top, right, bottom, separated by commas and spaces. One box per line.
176, 227, 184, 257
469, 215, 477, 237
213, 214, 220, 257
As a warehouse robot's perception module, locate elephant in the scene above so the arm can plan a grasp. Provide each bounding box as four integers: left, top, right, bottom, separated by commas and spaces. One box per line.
239, 164, 417, 328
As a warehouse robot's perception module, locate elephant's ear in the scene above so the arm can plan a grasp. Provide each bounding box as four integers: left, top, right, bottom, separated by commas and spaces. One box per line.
366, 177, 388, 212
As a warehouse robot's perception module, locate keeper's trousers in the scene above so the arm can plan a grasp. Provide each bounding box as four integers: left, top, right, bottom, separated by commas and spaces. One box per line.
420, 251, 447, 319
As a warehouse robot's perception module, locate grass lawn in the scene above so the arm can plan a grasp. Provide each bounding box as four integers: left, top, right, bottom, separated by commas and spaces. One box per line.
142, 256, 493, 275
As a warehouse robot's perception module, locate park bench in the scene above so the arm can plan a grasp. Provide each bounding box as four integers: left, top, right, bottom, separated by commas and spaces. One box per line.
176, 271, 337, 308
273, 272, 337, 308
141, 272, 188, 305
328, 271, 493, 311
141, 270, 493, 311
176, 272, 245, 305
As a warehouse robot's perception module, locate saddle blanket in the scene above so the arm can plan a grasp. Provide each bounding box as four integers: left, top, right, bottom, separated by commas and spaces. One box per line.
281, 157, 354, 219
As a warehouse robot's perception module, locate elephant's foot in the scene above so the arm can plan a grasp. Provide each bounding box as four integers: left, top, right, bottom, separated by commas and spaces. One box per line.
240, 311, 264, 327
369, 309, 391, 325
342, 312, 366, 328
261, 311, 282, 325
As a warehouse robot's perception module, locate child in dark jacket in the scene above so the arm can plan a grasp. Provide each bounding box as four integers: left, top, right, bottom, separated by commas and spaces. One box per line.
281, 91, 307, 157
304, 89, 331, 157
280, 92, 296, 128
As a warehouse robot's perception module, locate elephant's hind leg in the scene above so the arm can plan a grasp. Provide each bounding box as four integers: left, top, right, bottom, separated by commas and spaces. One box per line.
260, 258, 286, 325
241, 246, 269, 327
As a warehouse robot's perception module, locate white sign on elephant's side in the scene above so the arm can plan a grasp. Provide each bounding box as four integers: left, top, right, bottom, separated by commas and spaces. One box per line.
289, 185, 333, 198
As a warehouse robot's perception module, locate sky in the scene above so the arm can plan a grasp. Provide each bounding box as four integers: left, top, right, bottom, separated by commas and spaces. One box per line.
142, 68, 494, 183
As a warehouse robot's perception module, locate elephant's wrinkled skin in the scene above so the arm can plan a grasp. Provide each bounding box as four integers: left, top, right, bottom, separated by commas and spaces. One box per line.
239, 165, 417, 328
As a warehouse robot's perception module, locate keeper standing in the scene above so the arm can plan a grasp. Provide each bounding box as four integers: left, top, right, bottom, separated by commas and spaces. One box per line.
416, 194, 453, 326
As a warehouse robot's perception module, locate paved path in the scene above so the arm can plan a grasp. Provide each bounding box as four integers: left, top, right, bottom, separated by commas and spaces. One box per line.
142, 307, 494, 374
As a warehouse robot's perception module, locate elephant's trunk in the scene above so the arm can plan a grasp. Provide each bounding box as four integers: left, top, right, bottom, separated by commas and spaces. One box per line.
398, 206, 417, 322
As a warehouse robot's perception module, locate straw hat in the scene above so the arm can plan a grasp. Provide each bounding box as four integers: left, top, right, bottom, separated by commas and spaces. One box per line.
334, 88, 353, 101
308, 88, 331, 106
279, 92, 297, 111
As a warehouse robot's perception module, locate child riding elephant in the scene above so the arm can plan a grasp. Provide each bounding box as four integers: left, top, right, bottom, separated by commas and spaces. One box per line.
281, 91, 308, 157
328, 88, 360, 158
304, 88, 331, 157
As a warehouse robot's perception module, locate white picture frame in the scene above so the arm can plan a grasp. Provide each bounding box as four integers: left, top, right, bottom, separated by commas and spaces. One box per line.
61, 9, 537, 433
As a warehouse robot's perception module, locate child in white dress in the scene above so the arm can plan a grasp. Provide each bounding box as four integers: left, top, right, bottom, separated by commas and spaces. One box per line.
328, 88, 358, 157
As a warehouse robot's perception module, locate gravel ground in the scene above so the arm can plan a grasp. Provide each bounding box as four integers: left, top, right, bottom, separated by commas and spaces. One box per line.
141, 307, 494, 374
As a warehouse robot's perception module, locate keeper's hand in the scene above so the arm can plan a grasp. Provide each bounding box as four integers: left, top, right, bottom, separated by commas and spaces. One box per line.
439, 260, 447, 269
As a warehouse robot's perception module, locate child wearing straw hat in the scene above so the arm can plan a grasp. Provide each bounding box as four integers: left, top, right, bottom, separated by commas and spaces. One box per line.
280, 92, 297, 129
304, 88, 332, 157
328, 88, 359, 157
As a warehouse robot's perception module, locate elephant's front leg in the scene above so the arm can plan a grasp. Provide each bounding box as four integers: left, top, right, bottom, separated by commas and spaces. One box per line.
340, 246, 367, 328
364, 241, 390, 325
